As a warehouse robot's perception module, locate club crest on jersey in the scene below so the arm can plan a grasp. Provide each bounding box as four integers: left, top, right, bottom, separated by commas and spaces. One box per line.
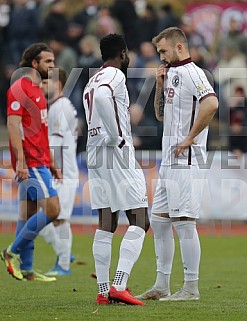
172, 75, 179, 87
11, 101, 21, 111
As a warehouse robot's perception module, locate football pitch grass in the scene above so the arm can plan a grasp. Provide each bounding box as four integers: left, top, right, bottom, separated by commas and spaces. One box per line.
1, 229, 247, 321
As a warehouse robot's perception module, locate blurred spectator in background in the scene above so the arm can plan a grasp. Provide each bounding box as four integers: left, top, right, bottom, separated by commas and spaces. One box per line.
156, 4, 180, 33
76, 35, 102, 153
0, 0, 10, 62
213, 42, 246, 122
48, 35, 78, 76
129, 42, 159, 114
72, 0, 99, 39
78, 35, 101, 92
0, 64, 15, 123
7, 0, 39, 66
40, 0, 68, 41
86, 5, 122, 39
138, 4, 157, 43
137, 61, 160, 123
67, 22, 83, 55
217, 16, 247, 58
135, 41, 159, 69
111, 0, 140, 51
130, 103, 162, 150
180, 15, 207, 49
228, 86, 247, 157
190, 45, 208, 70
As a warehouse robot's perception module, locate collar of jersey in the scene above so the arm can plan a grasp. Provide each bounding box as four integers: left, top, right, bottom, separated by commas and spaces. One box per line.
102, 63, 115, 69
169, 57, 192, 67
48, 95, 64, 108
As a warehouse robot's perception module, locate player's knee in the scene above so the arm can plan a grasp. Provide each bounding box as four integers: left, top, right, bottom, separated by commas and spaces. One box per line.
53, 219, 66, 226
47, 197, 60, 220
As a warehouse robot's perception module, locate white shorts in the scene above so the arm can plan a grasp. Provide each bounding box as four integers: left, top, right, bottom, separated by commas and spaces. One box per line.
152, 165, 207, 218
88, 145, 148, 212
54, 179, 78, 220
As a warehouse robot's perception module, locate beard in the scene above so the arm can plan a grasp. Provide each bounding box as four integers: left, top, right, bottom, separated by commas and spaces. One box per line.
121, 56, 130, 76
170, 51, 180, 64
38, 68, 49, 80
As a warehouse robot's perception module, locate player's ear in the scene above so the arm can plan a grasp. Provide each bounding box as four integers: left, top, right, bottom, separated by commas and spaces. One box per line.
120, 49, 125, 60
32, 59, 38, 69
177, 43, 183, 53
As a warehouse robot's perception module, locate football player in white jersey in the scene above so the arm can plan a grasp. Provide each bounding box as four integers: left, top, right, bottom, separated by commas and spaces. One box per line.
83, 34, 149, 305
40, 68, 79, 276
136, 27, 218, 301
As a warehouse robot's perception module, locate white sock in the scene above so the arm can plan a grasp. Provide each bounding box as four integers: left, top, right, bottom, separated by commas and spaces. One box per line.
151, 215, 174, 292
93, 229, 113, 293
54, 221, 72, 271
173, 221, 201, 292
113, 225, 145, 291
40, 223, 58, 252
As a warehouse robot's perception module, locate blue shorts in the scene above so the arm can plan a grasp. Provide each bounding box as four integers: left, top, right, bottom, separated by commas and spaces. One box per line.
19, 166, 58, 201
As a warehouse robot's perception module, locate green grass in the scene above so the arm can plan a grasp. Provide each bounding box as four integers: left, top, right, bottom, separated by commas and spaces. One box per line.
0, 231, 247, 321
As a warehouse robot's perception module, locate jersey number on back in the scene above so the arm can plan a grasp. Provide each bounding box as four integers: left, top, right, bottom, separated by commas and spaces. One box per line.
84, 88, 94, 124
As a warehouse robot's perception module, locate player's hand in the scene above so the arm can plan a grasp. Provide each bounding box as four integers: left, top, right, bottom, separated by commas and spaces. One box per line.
174, 137, 197, 157
50, 163, 63, 181
156, 64, 168, 87
15, 159, 29, 182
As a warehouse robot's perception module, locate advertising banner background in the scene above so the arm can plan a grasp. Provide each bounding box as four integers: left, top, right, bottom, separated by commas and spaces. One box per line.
186, 3, 247, 47
1, 151, 247, 222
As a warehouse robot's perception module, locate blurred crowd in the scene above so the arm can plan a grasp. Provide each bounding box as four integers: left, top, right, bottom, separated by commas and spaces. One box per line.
0, 0, 247, 155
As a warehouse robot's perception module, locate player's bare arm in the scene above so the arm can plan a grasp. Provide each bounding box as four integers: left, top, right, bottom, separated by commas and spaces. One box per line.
175, 95, 218, 157
154, 65, 167, 121
7, 115, 29, 181
49, 150, 62, 180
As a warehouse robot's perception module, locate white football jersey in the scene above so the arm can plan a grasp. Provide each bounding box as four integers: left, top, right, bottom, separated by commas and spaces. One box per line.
83, 66, 132, 150
162, 58, 216, 165
48, 96, 79, 179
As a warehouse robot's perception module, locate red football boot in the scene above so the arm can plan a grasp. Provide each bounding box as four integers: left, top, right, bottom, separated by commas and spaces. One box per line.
109, 286, 144, 305
96, 294, 111, 304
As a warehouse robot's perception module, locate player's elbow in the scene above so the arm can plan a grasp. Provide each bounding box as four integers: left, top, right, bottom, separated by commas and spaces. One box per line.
201, 95, 219, 115
210, 96, 219, 114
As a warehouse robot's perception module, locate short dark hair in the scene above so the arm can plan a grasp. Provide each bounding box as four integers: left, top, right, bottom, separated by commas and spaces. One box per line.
50, 68, 67, 88
152, 27, 188, 48
100, 34, 127, 62
19, 43, 53, 67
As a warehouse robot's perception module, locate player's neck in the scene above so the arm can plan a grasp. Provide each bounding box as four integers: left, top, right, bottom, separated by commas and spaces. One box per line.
179, 53, 190, 61
103, 59, 121, 69
24, 70, 42, 85
48, 93, 63, 105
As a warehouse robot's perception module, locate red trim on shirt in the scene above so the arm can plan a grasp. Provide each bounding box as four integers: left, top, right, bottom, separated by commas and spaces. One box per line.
199, 93, 216, 103
170, 57, 192, 67
188, 96, 197, 165
98, 84, 123, 137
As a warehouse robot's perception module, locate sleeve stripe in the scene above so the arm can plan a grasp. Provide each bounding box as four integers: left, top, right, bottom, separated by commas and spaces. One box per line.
98, 84, 123, 137
199, 93, 216, 103
188, 96, 197, 166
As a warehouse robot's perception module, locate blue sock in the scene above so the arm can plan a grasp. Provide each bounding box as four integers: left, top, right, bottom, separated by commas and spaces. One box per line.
15, 219, 34, 270
11, 212, 51, 254
15, 219, 26, 237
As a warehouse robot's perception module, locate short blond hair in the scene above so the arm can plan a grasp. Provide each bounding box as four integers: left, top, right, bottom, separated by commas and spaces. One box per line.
152, 27, 188, 49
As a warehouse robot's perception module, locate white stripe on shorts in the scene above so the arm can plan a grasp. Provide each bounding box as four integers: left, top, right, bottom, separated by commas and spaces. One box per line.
32, 167, 50, 198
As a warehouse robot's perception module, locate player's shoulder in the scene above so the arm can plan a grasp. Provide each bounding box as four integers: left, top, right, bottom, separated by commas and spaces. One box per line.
183, 62, 205, 76
9, 77, 29, 91
50, 96, 71, 111
100, 66, 124, 81
179, 62, 208, 84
